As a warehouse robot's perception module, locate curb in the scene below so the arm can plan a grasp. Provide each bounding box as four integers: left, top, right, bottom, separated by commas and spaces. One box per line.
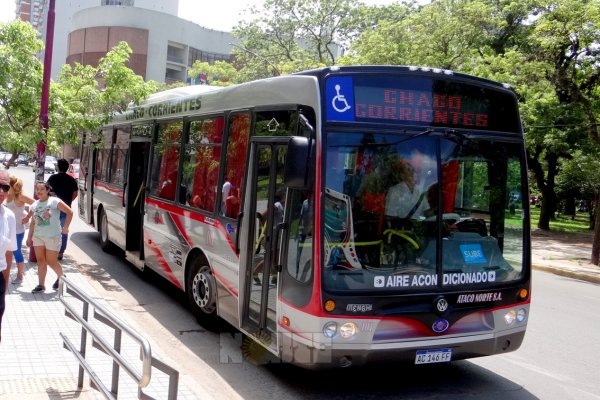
532, 263, 600, 284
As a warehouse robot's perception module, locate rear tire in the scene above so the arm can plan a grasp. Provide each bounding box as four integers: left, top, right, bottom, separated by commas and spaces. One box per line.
186, 257, 218, 327
98, 209, 113, 252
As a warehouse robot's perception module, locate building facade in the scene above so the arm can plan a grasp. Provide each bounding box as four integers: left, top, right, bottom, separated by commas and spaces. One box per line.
15, 0, 234, 84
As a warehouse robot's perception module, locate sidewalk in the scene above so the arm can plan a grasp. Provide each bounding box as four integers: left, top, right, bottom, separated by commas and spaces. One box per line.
1, 233, 599, 399
530, 229, 600, 284
0, 249, 202, 400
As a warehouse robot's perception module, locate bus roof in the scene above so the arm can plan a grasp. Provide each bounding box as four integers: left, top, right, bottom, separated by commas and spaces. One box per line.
295, 65, 513, 91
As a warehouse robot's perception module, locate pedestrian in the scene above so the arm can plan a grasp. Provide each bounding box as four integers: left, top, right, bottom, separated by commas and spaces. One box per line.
46, 158, 78, 260
4, 175, 34, 284
26, 181, 73, 293
0, 170, 18, 342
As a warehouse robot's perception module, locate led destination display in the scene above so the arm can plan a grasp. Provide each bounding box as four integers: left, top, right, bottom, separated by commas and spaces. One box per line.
326, 75, 521, 133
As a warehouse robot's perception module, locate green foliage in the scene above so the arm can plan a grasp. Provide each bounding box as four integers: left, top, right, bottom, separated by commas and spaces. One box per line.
52, 41, 160, 145
0, 20, 45, 153
231, 0, 361, 81
188, 60, 239, 86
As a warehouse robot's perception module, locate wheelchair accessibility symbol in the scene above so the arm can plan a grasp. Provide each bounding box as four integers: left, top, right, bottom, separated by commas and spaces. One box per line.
326, 76, 354, 121
332, 84, 351, 113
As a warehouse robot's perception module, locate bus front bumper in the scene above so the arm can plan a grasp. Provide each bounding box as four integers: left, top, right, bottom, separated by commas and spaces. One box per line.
279, 328, 526, 369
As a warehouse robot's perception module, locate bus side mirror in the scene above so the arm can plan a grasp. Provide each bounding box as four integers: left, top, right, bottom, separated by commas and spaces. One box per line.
285, 136, 313, 190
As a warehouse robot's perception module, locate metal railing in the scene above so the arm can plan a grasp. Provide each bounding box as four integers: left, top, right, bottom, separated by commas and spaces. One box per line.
59, 275, 179, 399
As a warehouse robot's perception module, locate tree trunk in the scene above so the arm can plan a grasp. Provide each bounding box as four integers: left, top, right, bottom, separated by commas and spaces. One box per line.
537, 154, 559, 230
592, 193, 600, 265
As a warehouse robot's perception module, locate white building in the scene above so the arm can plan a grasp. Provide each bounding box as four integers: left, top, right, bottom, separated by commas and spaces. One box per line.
15, 0, 235, 83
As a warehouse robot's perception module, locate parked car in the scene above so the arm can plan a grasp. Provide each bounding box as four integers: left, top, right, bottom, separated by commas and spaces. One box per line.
44, 155, 58, 173
16, 154, 29, 166
67, 163, 80, 179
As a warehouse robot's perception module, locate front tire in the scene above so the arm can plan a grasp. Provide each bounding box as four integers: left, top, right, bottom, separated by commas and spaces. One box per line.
187, 257, 218, 326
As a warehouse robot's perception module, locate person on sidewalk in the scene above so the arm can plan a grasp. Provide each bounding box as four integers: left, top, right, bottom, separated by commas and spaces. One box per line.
0, 170, 18, 342
4, 176, 34, 284
26, 181, 73, 293
46, 158, 78, 260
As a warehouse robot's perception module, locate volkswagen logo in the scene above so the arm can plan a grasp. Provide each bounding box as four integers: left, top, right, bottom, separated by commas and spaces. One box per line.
435, 297, 449, 313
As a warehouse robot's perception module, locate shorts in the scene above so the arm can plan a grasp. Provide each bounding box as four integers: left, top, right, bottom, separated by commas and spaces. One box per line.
32, 236, 62, 252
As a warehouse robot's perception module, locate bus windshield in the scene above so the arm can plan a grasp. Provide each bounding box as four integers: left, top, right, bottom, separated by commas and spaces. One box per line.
322, 131, 527, 292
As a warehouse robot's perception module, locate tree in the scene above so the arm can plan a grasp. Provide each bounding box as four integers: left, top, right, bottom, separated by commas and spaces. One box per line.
187, 61, 239, 86
526, 0, 600, 263
1, 22, 158, 162
51, 41, 160, 146
347, 0, 600, 264
0, 20, 45, 164
231, 0, 362, 81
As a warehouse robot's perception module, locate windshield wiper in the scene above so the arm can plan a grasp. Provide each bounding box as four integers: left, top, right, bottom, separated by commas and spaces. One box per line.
392, 128, 435, 145
443, 129, 467, 144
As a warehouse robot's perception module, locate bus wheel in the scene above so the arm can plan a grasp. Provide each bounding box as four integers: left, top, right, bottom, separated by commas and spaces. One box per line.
98, 209, 112, 252
187, 259, 217, 324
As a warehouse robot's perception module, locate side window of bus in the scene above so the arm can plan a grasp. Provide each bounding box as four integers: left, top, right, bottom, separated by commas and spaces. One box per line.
109, 126, 129, 186
285, 189, 314, 284
149, 121, 182, 201
95, 128, 113, 181
221, 113, 250, 218
254, 110, 298, 137
182, 116, 224, 212
80, 136, 90, 179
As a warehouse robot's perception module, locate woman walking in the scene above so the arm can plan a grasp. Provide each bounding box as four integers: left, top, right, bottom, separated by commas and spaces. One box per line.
4, 176, 34, 284
26, 181, 72, 293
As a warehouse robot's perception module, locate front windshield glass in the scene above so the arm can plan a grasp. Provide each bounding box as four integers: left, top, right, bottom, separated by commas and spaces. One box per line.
323, 131, 526, 292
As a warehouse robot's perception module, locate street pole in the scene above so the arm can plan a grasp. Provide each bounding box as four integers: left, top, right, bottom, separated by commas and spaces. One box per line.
30, 0, 56, 262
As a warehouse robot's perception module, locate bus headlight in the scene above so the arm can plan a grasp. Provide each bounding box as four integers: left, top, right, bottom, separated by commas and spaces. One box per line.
339, 322, 357, 339
504, 310, 516, 325
323, 321, 338, 338
516, 308, 527, 323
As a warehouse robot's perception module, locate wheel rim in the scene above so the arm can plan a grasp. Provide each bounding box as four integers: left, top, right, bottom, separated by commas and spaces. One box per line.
192, 268, 216, 314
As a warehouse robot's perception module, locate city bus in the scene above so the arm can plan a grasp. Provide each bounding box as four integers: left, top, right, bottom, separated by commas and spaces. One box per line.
78, 65, 530, 368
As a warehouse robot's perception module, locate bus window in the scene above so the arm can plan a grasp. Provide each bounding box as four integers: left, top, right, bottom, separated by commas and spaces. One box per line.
95, 128, 113, 181
183, 117, 224, 212
149, 121, 182, 201
286, 190, 314, 284
109, 126, 130, 186
254, 110, 299, 137
221, 113, 250, 218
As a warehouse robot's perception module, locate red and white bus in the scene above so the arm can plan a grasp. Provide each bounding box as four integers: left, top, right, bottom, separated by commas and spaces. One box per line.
79, 65, 530, 368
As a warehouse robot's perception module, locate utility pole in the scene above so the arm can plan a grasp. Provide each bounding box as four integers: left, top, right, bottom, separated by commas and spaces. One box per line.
36, 0, 55, 183
30, 0, 56, 262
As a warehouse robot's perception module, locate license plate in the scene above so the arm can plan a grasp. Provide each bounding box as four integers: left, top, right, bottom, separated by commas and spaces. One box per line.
415, 348, 452, 364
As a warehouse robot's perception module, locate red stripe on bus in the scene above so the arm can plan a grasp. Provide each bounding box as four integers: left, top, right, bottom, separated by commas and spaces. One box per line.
94, 181, 124, 198
145, 197, 238, 254
212, 269, 239, 298
145, 231, 184, 289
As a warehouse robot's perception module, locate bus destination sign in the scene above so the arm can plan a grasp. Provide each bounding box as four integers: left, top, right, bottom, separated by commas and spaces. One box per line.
325, 75, 520, 132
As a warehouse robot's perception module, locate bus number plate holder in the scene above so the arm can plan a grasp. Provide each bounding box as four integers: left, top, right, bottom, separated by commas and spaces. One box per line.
415, 349, 452, 364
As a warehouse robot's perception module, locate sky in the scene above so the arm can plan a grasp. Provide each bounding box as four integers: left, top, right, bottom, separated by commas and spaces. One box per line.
0, 0, 404, 31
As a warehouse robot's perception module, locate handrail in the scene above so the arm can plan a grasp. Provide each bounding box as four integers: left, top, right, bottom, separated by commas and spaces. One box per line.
58, 275, 179, 399
59, 275, 153, 387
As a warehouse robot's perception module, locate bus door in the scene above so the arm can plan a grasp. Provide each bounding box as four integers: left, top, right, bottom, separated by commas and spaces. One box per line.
124, 140, 150, 269
79, 137, 95, 225
240, 139, 288, 352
